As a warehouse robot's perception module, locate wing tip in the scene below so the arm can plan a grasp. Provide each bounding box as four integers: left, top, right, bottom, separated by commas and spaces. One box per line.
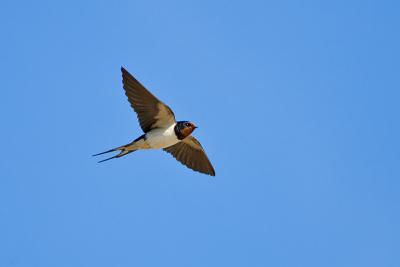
208, 168, 216, 177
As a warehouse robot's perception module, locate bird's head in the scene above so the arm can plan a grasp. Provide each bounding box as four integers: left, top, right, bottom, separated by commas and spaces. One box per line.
176, 121, 197, 139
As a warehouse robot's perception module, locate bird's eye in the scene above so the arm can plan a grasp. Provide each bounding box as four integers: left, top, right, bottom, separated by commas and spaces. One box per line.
185, 123, 190, 127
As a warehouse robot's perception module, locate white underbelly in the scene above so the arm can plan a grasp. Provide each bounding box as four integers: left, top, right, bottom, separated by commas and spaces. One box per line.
145, 125, 180, 149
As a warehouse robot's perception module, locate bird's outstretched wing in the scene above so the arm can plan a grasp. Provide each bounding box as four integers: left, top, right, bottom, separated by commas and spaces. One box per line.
164, 136, 215, 176
121, 67, 176, 132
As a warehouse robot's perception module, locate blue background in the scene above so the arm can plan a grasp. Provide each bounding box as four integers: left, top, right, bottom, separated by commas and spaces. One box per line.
1, 0, 399, 266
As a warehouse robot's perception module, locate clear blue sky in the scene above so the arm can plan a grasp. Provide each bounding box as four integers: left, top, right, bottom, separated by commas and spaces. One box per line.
1, 0, 399, 266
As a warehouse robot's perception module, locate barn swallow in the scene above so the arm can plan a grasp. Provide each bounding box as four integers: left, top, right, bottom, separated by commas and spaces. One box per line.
93, 67, 215, 176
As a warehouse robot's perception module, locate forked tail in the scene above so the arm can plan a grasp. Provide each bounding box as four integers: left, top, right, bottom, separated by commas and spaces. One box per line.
94, 135, 145, 163
93, 143, 136, 163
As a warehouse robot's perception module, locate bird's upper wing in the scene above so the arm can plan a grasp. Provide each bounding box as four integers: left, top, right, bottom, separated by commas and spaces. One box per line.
163, 136, 215, 176
121, 67, 176, 132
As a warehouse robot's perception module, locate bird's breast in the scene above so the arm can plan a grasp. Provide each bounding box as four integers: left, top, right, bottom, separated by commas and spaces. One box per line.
145, 124, 180, 149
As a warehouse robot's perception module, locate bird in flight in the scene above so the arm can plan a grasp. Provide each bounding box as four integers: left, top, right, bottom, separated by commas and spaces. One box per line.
93, 67, 215, 176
